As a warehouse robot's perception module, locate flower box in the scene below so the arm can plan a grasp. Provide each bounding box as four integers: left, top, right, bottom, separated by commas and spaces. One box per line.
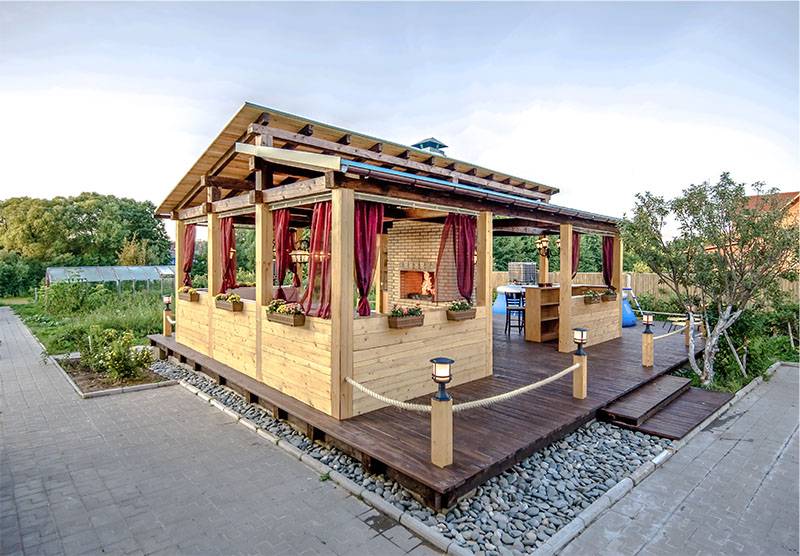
583, 296, 601, 305
267, 312, 305, 327
447, 308, 477, 321
215, 299, 243, 312
387, 315, 424, 329
601, 293, 618, 302
178, 291, 199, 302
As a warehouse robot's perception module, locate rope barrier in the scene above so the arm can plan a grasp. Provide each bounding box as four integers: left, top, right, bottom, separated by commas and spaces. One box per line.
653, 325, 687, 341
452, 363, 580, 413
345, 362, 582, 414
167, 316, 176, 326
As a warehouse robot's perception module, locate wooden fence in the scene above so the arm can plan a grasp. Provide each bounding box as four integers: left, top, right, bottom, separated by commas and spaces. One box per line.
492, 271, 799, 301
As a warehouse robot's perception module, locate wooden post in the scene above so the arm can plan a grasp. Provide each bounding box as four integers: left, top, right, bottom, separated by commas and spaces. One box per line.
558, 224, 573, 353
255, 203, 273, 307
643, 329, 654, 367
612, 235, 623, 334
430, 397, 453, 468
538, 236, 549, 284
572, 352, 587, 399
477, 212, 493, 376
163, 309, 173, 337
684, 322, 691, 348
330, 186, 355, 419
175, 220, 186, 291
207, 212, 222, 295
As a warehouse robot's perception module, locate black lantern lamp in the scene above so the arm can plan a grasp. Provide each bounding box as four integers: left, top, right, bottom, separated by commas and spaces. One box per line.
642, 313, 654, 334
572, 327, 588, 356
162, 295, 172, 311
431, 357, 454, 401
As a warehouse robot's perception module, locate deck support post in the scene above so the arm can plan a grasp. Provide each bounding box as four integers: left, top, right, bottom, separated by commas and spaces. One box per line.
331, 186, 355, 419
538, 236, 549, 284
162, 309, 173, 337
572, 352, 587, 399
477, 211, 493, 376
558, 224, 573, 353
643, 328, 654, 367
684, 321, 691, 348
430, 397, 453, 468
207, 211, 222, 295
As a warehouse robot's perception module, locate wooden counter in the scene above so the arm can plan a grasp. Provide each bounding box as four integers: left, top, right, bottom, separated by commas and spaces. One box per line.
523, 284, 611, 343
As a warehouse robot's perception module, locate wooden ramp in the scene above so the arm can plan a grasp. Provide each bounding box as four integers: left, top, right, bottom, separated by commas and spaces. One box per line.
601, 380, 732, 440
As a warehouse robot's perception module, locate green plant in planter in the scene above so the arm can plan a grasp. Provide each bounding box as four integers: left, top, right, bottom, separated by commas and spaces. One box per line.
389, 304, 423, 317
178, 286, 197, 295
265, 299, 287, 313
584, 290, 601, 303
79, 326, 152, 382
214, 292, 242, 303
448, 300, 473, 312
276, 302, 304, 315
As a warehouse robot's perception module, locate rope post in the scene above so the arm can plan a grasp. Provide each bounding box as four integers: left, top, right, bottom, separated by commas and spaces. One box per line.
430, 396, 453, 468
642, 314, 654, 367
572, 352, 588, 400
684, 320, 691, 347
163, 309, 173, 337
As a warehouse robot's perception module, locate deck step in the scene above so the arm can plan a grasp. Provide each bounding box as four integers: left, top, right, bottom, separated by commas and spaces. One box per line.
608, 387, 733, 440
599, 375, 691, 426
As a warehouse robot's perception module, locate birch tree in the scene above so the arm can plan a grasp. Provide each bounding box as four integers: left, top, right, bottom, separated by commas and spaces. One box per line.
622, 173, 797, 386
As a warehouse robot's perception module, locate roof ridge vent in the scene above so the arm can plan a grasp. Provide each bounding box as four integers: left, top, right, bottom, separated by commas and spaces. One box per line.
412, 137, 447, 156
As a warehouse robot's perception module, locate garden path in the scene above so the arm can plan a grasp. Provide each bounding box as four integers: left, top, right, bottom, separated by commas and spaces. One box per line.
561, 362, 799, 556
0, 307, 436, 555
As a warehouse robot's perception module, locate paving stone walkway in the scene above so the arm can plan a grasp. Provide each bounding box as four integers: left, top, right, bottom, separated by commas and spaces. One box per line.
0, 307, 437, 555
561, 362, 799, 556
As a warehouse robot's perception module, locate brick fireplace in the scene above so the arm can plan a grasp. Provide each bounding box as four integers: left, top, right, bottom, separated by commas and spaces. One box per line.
399, 270, 436, 301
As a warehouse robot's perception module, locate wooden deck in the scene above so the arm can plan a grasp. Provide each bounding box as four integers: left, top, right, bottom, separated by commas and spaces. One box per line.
150, 314, 701, 510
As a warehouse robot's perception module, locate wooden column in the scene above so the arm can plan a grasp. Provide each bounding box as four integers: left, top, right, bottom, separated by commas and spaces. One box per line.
642, 330, 654, 367
207, 212, 222, 295
331, 187, 355, 419
162, 308, 173, 337
477, 212, 493, 376
572, 352, 587, 399
538, 236, 549, 285
255, 202, 273, 383
558, 224, 574, 353
175, 220, 186, 291
430, 397, 453, 468
612, 235, 623, 332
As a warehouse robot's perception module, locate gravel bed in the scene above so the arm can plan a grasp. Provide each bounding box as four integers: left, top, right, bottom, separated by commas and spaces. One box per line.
152, 359, 671, 555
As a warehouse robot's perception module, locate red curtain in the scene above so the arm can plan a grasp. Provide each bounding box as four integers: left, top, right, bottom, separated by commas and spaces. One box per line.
354, 201, 384, 316
571, 231, 581, 279
436, 213, 477, 301
288, 230, 302, 288
273, 209, 292, 299
602, 236, 614, 286
181, 223, 196, 287
300, 202, 332, 318
220, 217, 237, 293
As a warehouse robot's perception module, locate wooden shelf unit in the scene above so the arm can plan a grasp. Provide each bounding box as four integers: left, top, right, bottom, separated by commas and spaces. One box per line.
524, 286, 561, 342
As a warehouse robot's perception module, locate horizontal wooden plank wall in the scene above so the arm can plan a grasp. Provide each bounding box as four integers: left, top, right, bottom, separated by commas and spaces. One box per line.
261, 316, 333, 415
351, 307, 491, 416
176, 295, 211, 355
570, 296, 621, 347
212, 300, 258, 378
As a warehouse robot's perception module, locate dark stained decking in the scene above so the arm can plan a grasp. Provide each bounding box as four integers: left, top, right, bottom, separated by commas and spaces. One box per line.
150, 314, 701, 509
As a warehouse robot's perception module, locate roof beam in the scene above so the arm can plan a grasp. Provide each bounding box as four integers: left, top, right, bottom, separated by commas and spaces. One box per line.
248, 123, 550, 201
201, 176, 254, 191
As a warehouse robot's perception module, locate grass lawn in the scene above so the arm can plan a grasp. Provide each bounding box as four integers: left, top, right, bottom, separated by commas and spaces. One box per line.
0, 297, 33, 306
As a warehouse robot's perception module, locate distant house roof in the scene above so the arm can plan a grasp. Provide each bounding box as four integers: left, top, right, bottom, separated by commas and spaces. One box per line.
745, 191, 799, 211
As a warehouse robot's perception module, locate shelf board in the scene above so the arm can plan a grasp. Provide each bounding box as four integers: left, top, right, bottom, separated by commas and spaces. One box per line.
541, 316, 560, 322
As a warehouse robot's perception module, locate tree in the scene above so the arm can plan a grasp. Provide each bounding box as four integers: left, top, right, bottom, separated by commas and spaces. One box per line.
117, 235, 150, 266
622, 173, 797, 386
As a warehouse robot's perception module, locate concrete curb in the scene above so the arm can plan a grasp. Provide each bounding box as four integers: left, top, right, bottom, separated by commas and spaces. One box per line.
536, 361, 792, 555
50, 355, 177, 399
173, 377, 463, 555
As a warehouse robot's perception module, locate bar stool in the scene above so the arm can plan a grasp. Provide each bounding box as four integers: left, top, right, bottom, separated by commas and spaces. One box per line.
505, 291, 525, 335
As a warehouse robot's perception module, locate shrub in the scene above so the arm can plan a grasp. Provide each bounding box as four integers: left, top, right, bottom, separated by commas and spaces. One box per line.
79, 327, 152, 381
42, 281, 112, 315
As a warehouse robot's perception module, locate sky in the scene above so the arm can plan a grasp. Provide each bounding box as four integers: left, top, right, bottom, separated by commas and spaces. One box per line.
1, 1, 797, 238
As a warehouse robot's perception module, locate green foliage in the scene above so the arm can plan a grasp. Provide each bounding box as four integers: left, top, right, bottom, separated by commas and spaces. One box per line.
0, 250, 44, 297
0, 193, 170, 294
78, 327, 152, 381
14, 288, 161, 354
236, 228, 256, 274
117, 235, 151, 266
41, 281, 112, 315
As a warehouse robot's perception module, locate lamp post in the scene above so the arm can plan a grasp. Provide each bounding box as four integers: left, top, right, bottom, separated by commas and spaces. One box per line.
430, 357, 454, 468
642, 313, 654, 367
572, 328, 588, 399
162, 295, 173, 337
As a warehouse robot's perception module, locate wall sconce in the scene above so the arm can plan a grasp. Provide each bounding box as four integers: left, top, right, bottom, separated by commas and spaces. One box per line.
572, 327, 588, 355
162, 295, 172, 311
289, 239, 310, 265
431, 357, 454, 401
